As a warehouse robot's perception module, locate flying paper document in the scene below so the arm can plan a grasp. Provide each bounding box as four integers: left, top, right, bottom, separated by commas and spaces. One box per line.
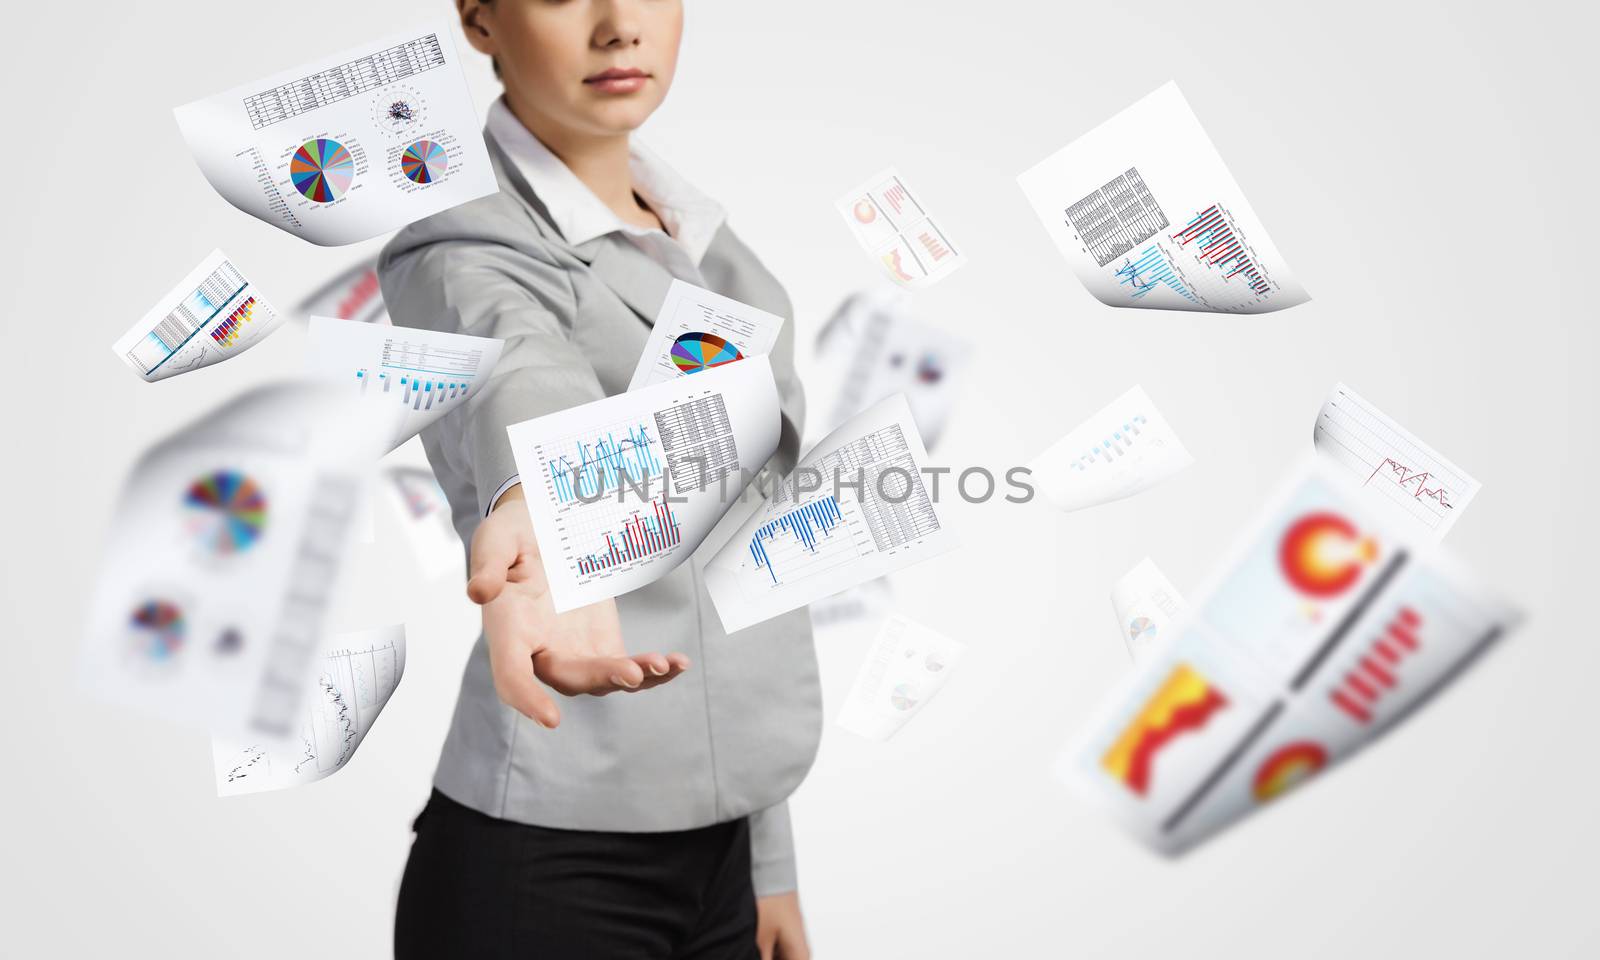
1017, 82, 1308, 314
384, 464, 463, 580
704, 394, 959, 634
507, 357, 781, 612
174, 22, 496, 246
628, 280, 785, 390
837, 168, 966, 288
213, 624, 405, 796
308, 315, 504, 453
1060, 457, 1518, 855
1313, 382, 1480, 542
297, 256, 388, 325
1112, 558, 1187, 662
114, 249, 286, 383
83, 382, 390, 739
812, 287, 971, 450
1030, 385, 1193, 512
838, 614, 965, 741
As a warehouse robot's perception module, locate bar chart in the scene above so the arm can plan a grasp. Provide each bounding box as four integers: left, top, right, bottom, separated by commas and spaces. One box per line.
1169, 203, 1272, 298
747, 495, 857, 585
573, 493, 683, 577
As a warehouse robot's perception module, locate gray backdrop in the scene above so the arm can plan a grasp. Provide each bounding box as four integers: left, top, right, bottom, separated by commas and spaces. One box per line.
2, 0, 1594, 956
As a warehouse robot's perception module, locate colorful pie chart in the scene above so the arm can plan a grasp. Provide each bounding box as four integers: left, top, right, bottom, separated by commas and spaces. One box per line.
1252, 741, 1328, 803
184, 470, 268, 554
670, 332, 744, 374
1128, 616, 1158, 644
400, 138, 449, 185
1279, 512, 1377, 598
130, 600, 186, 661
290, 138, 356, 202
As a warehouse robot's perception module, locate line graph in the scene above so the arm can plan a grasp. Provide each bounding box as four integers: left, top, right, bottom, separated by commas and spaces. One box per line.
1366, 460, 1457, 511
1313, 383, 1480, 539
547, 423, 662, 503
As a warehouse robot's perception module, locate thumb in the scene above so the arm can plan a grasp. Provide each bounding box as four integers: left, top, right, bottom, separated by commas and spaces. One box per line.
468, 506, 529, 605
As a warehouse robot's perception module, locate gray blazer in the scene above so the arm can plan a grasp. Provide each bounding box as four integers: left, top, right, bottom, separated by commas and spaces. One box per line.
377, 131, 821, 895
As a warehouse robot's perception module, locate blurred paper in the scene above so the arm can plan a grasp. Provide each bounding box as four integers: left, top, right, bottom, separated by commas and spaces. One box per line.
508, 357, 781, 613
383, 464, 462, 580
173, 22, 495, 246
114, 249, 286, 383
628, 279, 785, 390
1313, 382, 1480, 542
308, 315, 503, 453
1030, 385, 1193, 512
705, 394, 959, 633
1112, 558, 1186, 662
811, 288, 971, 450
1061, 457, 1518, 855
213, 625, 405, 796
297, 256, 388, 325
836, 168, 965, 288
83, 383, 390, 739
1017, 82, 1308, 314
809, 579, 894, 632
839, 614, 965, 740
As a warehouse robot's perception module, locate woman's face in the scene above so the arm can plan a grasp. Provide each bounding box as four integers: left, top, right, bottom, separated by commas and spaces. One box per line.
464, 0, 683, 140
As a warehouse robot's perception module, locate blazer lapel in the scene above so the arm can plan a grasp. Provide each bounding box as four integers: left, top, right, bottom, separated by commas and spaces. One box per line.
581, 235, 675, 328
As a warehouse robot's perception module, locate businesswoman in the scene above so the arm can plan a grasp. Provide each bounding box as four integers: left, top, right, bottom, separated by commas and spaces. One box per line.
379, 2, 819, 958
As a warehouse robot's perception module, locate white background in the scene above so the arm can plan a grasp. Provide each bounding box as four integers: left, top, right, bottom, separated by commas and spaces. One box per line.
2, 1, 1595, 956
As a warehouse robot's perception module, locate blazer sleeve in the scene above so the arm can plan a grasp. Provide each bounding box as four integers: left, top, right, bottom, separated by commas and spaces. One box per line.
378, 238, 602, 515
748, 799, 798, 897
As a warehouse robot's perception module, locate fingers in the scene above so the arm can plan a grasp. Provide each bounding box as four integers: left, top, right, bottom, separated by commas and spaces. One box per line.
534, 651, 692, 697
490, 650, 561, 729
467, 503, 532, 605
631, 652, 690, 691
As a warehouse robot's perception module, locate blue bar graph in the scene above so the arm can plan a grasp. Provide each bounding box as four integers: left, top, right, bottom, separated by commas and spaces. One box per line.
748, 496, 844, 584
1115, 246, 1197, 303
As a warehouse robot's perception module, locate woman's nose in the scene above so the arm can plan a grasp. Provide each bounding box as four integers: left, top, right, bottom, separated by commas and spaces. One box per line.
593, 0, 645, 49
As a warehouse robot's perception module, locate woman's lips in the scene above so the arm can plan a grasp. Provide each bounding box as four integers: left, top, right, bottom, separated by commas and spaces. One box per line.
583, 68, 650, 94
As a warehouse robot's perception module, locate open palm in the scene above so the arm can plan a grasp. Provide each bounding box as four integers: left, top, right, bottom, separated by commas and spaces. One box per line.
469, 490, 690, 728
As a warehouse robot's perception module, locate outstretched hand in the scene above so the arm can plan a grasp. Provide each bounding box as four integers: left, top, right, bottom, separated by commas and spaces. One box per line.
468, 486, 690, 728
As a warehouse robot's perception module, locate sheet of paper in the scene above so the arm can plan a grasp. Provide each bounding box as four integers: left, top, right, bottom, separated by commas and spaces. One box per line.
507, 357, 781, 612
212, 624, 405, 796
704, 394, 959, 633
383, 464, 462, 580
811, 287, 971, 450
836, 168, 966, 288
838, 614, 965, 741
297, 255, 389, 325
113, 249, 286, 383
1017, 82, 1308, 314
1313, 382, 1480, 542
173, 22, 495, 246
1060, 457, 1519, 855
83, 383, 389, 739
627, 280, 786, 390
1111, 558, 1187, 663
307, 315, 504, 453
1030, 385, 1193, 512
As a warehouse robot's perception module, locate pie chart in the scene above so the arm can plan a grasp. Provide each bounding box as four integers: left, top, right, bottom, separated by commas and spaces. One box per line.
400, 138, 449, 185
184, 470, 268, 554
889, 682, 919, 711
290, 138, 356, 202
130, 600, 186, 661
670, 331, 743, 374
1128, 616, 1159, 644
